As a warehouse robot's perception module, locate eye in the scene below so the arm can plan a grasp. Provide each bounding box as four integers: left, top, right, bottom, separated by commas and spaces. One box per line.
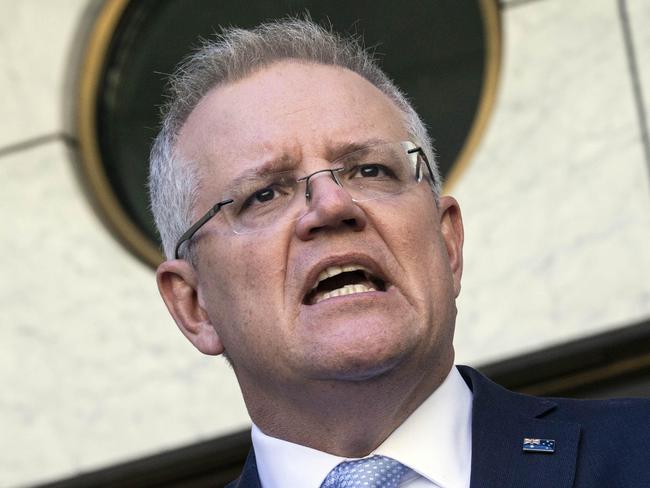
352, 164, 394, 178
241, 186, 278, 209
253, 188, 276, 203
240, 183, 292, 212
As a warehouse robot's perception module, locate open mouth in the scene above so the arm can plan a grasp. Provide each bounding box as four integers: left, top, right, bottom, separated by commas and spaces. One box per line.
304, 265, 387, 305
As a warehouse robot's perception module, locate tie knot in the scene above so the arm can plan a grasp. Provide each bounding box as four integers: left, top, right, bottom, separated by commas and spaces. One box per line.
320, 455, 411, 488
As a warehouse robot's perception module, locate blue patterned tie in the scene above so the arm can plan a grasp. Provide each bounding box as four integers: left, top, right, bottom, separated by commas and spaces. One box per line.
320, 455, 411, 488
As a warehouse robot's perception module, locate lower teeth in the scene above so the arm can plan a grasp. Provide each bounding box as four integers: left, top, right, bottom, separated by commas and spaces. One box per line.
315, 284, 376, 304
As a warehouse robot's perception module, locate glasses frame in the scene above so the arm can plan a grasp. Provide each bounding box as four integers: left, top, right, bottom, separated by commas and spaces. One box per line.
173, 143, 435, 259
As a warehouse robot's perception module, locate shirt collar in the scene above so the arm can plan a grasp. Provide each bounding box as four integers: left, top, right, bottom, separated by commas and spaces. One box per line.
252, 366, 473, 488
375, 365, 473, 487
252, 424, 341, 488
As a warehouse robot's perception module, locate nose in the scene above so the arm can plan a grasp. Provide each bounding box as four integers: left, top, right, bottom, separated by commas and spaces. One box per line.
294, 171, 367, 240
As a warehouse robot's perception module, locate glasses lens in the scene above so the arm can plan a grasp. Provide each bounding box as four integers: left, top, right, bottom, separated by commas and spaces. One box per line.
221, 141, 422, 234
335, 141, 420, 202
220, 169, 300, 234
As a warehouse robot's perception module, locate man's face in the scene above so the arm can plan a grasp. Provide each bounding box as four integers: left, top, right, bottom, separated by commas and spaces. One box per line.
171, 61, 463, 394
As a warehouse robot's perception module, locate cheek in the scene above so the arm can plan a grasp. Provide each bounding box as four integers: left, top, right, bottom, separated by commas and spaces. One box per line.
382, 197, 451, 300
200, 237, 288, 319
237, 238, 288, 294
381, 193, 440, 263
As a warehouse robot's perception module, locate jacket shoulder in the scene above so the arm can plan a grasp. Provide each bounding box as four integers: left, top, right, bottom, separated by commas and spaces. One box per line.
459, 365, 650, 486
550, 396, 650, 485
546, 395, 650, 447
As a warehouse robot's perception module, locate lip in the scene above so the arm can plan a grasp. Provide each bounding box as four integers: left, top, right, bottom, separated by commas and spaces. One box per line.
299, 253, 391, 305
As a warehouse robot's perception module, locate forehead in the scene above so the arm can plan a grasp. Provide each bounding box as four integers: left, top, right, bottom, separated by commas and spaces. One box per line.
176, 61, 408, 187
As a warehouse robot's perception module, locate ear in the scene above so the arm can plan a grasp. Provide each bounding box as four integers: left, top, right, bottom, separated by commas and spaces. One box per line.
438, 196, 464, 297
156, 259, 225, 356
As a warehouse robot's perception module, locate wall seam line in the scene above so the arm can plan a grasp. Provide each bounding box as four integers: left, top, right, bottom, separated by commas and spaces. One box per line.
500, 0, 546, 9
617, 0, 650, 185
0, 133, 77, 159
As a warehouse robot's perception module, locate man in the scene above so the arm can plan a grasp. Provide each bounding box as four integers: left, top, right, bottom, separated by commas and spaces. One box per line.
149, 18, 650, 488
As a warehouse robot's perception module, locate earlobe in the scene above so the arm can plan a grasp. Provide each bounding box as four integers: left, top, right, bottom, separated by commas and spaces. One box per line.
156, 259, 225, 356
438, 196, 464, 297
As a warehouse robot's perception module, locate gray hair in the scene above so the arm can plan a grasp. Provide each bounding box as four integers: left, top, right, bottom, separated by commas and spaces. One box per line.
149, 17, 440, 260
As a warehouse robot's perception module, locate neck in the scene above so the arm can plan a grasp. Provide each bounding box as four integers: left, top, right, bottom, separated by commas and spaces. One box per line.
241, 355, 453, 457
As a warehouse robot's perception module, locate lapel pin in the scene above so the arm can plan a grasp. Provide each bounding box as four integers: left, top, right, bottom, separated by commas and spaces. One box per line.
523, 438, 555, 453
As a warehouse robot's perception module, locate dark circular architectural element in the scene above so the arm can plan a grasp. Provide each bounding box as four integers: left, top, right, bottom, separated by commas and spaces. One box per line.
77, 0, 501, 267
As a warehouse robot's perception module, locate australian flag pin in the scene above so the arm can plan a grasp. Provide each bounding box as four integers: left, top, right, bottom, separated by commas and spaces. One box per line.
523, 438, 555, 453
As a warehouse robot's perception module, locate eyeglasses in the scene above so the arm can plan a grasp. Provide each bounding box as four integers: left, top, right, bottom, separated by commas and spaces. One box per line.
174, 140, 435, 259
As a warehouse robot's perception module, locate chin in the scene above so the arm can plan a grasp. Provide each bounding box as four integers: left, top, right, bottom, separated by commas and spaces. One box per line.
292, 311, 429, 381
303, 342, 412, 383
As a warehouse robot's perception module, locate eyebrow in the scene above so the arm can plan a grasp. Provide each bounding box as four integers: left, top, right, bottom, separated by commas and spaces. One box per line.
225, 154, 296, 196
327, 138, 389, 161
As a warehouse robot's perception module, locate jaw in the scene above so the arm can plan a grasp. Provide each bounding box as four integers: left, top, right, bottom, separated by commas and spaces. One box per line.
238, 329, 455, 459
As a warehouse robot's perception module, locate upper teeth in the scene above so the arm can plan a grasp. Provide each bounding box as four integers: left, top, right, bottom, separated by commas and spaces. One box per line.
311, 264, 369, 290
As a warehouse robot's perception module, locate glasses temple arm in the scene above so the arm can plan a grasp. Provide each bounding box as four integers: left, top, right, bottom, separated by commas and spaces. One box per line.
173, 199, 234, 259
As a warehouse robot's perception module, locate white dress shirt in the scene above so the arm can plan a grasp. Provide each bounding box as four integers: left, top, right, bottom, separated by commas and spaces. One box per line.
252, 366, 473, 488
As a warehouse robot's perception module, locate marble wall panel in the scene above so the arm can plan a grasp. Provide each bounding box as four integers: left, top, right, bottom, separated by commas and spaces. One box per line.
453, 0, 650, 364
0, 142, 249, 487
0, 0, 90, 148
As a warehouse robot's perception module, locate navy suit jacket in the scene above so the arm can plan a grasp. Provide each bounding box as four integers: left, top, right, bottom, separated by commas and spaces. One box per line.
226, 366, 650, 487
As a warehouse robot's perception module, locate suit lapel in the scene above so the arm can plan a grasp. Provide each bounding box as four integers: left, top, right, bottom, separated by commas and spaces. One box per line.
459, 366, 580, 488
227, 449, 262, 488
